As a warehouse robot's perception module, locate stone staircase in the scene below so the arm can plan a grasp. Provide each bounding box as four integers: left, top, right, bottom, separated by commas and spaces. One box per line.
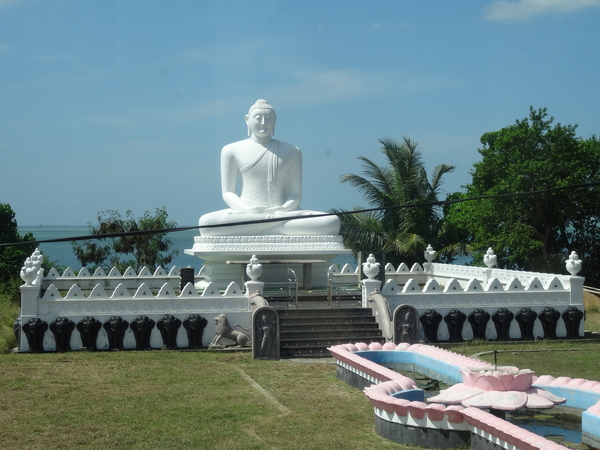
278, 308, 385, 358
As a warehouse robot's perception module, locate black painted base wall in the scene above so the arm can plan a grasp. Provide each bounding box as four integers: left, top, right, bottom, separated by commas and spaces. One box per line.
583, 432, 600, 450
336, 365, 375, 391
470, 433, 506, 450
375, 415, 471, 450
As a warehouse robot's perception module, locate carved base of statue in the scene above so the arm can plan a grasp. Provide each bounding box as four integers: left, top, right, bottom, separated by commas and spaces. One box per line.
184, 234, 351, 290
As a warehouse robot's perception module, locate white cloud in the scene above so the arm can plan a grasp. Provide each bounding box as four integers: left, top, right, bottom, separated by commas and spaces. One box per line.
267, 69, 457, 108
0, 0, 21, 8
87, 68, 457, 128
484, 0, 600, 21
88, 99, 232, 127
179, 46, 213, 63
26, 53, 70, 62
179, 38, 296, 68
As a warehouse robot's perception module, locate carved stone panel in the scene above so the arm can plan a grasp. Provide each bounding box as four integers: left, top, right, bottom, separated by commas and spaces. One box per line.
252, 307, 280, 360
393, 304, 420, 345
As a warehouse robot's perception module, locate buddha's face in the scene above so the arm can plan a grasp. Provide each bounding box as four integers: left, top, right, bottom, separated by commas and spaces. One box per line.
246, 108, 276, 139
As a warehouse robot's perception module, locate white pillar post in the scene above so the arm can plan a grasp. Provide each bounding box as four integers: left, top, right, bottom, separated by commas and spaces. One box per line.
361, 279, 381, 308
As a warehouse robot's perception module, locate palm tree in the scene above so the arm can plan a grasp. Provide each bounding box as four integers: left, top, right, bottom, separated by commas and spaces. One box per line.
332, 137, 455, 265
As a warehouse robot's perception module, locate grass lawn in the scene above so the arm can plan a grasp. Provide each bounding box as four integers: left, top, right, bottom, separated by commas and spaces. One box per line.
0, 351, 406, 450
2, 292, 599, 449
447, 292, 600, 380
584, 291, 600, 332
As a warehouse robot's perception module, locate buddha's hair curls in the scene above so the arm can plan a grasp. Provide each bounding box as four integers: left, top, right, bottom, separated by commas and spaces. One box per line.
248, 99, 276, 115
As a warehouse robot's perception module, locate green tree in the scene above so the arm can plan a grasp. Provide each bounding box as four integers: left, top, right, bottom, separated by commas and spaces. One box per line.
72, 207, 179, 273
0, 203, 36, 284
445, 107, 600, 285
333, 137, 455, 265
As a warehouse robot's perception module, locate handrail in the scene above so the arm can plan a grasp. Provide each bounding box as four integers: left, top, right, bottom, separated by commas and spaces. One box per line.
260, 268, 298, 309
287, 268, 298, 309
327, 279, 361, 308
367, 291, 393, 341
249, 292, 269, 312
584, 285, 600, 296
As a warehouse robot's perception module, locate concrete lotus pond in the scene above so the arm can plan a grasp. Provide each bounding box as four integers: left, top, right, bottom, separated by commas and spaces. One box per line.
328, 342, 600, 450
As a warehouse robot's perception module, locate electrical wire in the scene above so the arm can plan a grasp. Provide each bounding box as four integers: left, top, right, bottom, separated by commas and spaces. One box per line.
1, 180, 599, 248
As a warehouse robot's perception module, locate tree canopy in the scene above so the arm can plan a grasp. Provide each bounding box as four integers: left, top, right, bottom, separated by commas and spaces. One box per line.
333, 137, 455, 265
445, 107, 600, 285
72, 207, 179, 273
0, 203, 36, 283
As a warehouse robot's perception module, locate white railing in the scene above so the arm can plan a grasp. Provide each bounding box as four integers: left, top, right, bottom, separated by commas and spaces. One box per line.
41, 265, 184, 291
17, 250, 260, 352
336, 249, 585, 340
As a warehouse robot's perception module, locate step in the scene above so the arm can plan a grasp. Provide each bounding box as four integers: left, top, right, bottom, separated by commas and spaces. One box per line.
280, 322, 380, 333
281, 332, 383, 346
281, 331, 383, 341
276, 307, 384, 358
278, 308, 373, 318
281, 338, 386, 358
279, 316, 376, 326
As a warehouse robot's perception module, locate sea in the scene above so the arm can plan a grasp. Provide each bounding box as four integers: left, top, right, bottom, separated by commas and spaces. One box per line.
18, 225, 357, 272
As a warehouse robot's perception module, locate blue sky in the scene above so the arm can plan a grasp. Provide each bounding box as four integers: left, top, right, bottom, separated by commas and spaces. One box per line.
1, 0, 599, 227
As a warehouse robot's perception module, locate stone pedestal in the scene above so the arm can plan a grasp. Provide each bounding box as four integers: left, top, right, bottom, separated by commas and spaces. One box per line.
185, 235, 351, 290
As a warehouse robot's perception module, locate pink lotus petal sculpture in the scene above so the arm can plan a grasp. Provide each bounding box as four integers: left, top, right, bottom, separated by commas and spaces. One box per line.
428, 368, 566, 411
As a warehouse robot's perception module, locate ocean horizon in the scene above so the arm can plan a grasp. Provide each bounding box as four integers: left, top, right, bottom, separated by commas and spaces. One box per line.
18, 225, 357, 273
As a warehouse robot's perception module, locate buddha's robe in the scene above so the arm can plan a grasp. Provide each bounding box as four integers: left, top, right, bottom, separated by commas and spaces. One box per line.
199, 139, 339, 236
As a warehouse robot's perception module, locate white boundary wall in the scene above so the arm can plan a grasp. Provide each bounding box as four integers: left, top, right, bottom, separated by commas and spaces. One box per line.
18, 262, 260, 352
329, 259, 584, 340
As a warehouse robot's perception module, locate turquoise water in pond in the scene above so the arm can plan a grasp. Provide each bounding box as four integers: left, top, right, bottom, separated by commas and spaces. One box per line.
385, 364, 594, 450
506, 409, 592, 449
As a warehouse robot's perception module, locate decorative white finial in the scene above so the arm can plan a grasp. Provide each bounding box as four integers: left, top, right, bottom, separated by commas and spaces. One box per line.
483, 247, 497, 268
246, 255, 263, 281
565, 251, 582, 276
31, 248, 43, 270
362, 254, 380, 280
20, 258, 37, 286
424, 244, 436, 263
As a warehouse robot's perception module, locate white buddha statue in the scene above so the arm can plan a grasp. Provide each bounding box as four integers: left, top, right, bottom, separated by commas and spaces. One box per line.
199, 99, 340, 237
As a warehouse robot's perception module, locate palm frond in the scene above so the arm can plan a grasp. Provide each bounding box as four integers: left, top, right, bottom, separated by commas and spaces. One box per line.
337, 137, 456, 263
429, 163, 456, 198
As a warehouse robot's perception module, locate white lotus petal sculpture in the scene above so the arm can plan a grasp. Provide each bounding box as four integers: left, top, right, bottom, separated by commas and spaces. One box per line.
428, 367, 566, 411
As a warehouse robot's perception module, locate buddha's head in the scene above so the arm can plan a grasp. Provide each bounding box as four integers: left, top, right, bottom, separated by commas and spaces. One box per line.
246, 99, 277, 139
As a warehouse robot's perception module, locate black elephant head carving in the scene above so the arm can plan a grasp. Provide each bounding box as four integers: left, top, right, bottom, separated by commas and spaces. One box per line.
539, 307, 560, 339
444, 309, 466, 342
157, 314, 182, 350
22, 318, 48, 352
419, 310, 442, 342
77, 317, 102, 351
468, 309, 490, 340
103, 316, 129, 351
492, 308, 514, 341
130, 316, 155, 350
183, 314, 208, 349
515, 308, 538, 340
562, 307, 584, 339
50, 317, 75, 352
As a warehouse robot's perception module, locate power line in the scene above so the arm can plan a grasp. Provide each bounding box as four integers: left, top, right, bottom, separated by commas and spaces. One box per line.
2, 180, 600, 248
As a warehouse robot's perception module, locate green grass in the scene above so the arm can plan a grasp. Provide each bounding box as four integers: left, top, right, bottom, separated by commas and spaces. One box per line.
0, 351, 405, 450
2, 284, 600, 449
584, 292, 600, 333
0, 279, 20, 353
